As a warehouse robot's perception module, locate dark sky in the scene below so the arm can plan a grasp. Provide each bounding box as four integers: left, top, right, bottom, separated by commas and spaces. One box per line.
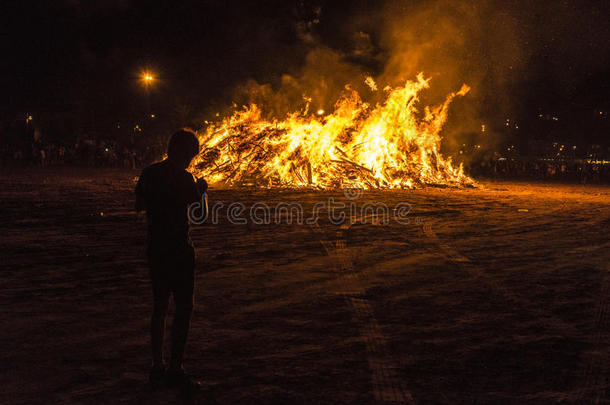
2, 0, 610, 144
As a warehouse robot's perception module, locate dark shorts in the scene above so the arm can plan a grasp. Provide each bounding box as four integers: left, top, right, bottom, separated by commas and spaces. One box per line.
147, 243, 195, 308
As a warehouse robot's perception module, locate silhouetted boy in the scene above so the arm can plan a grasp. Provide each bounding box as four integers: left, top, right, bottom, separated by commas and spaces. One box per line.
135, 129, 207, 390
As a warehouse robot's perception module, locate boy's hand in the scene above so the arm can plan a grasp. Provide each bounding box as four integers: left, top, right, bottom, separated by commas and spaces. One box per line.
196, 178, 208, 194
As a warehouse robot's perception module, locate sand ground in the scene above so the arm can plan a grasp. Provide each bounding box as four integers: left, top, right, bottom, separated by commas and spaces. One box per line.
1, 168, 609, 404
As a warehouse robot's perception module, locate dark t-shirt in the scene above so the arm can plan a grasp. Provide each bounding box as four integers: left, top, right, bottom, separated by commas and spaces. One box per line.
135, 159, 200, 248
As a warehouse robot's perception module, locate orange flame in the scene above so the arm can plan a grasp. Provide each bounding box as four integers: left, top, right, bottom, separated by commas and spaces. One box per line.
191, 74, 474, 189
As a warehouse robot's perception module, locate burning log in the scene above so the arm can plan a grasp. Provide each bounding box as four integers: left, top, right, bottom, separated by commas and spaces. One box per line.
190, 74, 474, 189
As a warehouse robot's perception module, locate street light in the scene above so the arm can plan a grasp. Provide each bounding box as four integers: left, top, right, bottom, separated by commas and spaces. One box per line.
141, 71, 155, 87
139, 70, 156, 118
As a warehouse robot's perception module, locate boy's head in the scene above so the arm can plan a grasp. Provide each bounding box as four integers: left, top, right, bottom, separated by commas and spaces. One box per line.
167, 129, 199, 168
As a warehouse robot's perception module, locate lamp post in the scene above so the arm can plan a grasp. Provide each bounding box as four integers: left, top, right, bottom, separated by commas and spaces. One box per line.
140, 71, 155, 116
141, 72, 154, 87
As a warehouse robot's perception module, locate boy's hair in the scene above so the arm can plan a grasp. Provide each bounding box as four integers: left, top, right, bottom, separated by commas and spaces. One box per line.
167, 129, 199, 160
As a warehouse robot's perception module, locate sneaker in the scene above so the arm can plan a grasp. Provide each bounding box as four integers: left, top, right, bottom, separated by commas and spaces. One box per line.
149, 366, 166, 390
166, 368, 202, 391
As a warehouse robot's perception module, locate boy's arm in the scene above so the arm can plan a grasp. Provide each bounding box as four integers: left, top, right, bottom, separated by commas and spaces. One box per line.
135, 172, 146, 212
196, 177, 208, 195
186, 175, 208, 204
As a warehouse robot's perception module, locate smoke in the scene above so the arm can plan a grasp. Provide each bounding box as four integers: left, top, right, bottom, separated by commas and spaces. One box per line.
232, 47, 367, 119
223, 0, 531, 164
376, 0, 525, 159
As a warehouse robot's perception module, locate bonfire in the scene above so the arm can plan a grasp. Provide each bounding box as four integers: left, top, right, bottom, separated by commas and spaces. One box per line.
191, 74, 474, 189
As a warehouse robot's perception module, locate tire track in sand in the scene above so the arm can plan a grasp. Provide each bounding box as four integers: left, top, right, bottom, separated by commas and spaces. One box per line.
576, 264, 610, 404
422, 216, 610, 402
421, 222, 582, 339
421, 221, 609, 401
311, 220, 415, 404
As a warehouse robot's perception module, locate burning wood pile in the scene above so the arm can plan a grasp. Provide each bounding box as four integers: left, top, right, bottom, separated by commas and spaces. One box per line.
191, 74, 474, 189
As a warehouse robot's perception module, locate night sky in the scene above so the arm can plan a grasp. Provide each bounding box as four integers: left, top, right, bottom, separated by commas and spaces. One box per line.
2, 0, 610, 146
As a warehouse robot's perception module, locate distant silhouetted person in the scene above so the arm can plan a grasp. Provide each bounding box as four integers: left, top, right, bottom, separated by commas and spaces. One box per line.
135, 129, 207, 391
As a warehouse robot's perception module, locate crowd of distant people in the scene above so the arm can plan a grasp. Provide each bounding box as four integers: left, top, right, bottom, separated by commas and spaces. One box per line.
0, 138, 164, 169
471, 156, 610, 184
1, 137, 609, 184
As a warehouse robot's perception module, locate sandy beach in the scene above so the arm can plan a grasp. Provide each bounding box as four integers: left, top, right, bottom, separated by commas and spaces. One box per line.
1, 168, 609, 404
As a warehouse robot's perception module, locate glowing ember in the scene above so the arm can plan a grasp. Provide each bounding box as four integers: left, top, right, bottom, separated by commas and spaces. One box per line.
191, 74, 474, 189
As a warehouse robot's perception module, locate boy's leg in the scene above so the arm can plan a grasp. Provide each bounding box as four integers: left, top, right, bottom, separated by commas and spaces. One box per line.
151, 285, 170, 369
149, 248, 171, 370
169, 248, 195, 372
169, 287, 193, 371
